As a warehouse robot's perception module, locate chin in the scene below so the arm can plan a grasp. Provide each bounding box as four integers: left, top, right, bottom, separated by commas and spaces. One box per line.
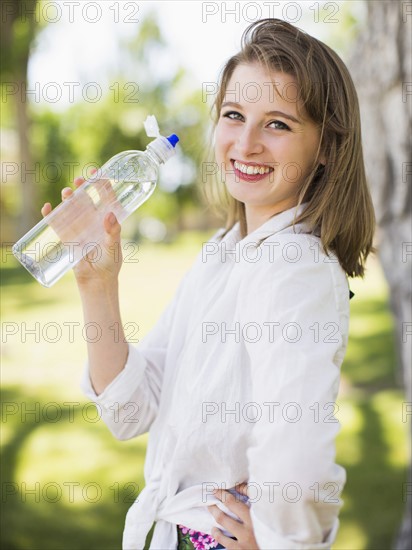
225, 184, 269, 205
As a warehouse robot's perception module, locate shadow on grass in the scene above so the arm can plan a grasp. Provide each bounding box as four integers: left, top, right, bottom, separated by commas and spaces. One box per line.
0, 265, 36, 287
336, 292, 408, 548
345, 297, 399, 391
0, 387, 146, 550
339, 398, 407, 550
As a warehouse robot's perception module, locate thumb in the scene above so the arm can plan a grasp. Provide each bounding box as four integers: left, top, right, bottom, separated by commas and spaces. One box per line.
103, 212, 121, 238
102, 212, 122, 264
102, 211, 121, 250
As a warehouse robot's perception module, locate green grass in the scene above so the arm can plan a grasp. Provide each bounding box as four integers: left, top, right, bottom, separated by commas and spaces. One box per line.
334, 258, 408, 550
1, 238, 408, 549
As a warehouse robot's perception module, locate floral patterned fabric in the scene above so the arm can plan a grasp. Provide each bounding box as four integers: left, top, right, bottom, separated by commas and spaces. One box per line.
177, 525, 226, 550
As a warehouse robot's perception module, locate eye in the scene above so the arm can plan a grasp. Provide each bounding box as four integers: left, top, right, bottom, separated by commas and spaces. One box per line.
268, 120, 290, 131
222, 110, 244, 121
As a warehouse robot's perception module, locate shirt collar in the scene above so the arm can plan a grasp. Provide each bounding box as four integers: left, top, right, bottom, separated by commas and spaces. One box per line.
220, 202, 311, 248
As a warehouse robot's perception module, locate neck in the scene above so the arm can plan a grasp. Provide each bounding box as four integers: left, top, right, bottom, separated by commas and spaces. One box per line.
245, 199, 298, 235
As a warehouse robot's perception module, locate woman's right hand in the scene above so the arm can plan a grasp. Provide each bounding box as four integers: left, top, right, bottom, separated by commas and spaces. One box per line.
41, 174, 123, 287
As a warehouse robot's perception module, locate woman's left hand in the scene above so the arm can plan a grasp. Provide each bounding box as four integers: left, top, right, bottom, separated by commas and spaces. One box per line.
208, 484, 259, 549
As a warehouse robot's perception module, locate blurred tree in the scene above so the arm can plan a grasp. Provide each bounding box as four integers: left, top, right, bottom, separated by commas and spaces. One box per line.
349, 1, 411, 548
104, 14, 212, 231
2, 10, 211, 239
1, 0, 40, 232
2, 8, 208, 242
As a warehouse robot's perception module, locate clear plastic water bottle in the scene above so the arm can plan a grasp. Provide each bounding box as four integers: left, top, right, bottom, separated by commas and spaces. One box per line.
12, 128, 179, 287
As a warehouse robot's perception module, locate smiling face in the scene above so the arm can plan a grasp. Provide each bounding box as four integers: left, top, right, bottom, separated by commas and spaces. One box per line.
214, 63, 325, 233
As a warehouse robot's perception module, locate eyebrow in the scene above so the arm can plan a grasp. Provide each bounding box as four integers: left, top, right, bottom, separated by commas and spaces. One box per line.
221, 102, 302, 125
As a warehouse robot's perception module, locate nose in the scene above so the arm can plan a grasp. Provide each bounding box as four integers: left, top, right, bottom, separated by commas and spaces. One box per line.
236, 124, 264, 157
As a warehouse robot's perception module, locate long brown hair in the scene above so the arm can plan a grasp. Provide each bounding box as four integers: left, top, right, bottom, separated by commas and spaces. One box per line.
207, 18, 375, 278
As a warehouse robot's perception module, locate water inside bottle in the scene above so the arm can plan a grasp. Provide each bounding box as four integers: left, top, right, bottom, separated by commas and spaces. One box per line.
13, 176, 156, 287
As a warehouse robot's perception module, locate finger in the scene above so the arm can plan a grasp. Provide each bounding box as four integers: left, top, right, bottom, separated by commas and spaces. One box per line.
61, 187, 74, 200
208, 504, 243, 537
214, 489, 251, 524
41, 203, 52, 217
234, 483, 249, 497
210, 527, 238, 550
74, 167, 97, 188
73, 166, 98, 190
73, 176, 85, 188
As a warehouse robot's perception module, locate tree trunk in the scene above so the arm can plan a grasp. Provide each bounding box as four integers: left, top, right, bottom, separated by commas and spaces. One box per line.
15, 68, 38, 235
349, 1, 411, 548
1, 0, 39, 235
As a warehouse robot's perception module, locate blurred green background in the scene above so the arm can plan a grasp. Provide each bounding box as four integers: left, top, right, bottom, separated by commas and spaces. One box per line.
1, 1, 409, 549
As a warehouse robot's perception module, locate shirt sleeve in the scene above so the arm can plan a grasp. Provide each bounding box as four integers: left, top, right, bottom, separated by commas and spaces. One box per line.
80, 271, 189, 441
238, 234, 349, 549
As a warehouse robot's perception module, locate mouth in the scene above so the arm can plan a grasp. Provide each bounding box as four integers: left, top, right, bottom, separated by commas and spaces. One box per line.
231, 160, 274, 182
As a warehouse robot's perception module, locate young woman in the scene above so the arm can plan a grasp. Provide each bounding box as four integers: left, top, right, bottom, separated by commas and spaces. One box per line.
42, 18, 375, 550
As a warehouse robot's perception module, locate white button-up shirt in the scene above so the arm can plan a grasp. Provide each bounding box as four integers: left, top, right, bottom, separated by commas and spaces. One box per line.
81, 203, 349, 549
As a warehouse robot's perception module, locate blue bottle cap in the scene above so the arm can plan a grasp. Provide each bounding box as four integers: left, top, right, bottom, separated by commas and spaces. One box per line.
166, 134, 179, 148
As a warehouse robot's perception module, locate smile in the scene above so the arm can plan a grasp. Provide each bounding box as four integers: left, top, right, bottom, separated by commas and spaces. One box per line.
233, 160, 273, 175
230, 159, 274, 183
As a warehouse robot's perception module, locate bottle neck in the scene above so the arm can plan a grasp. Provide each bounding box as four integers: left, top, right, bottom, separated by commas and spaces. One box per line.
145, 146, 164, 166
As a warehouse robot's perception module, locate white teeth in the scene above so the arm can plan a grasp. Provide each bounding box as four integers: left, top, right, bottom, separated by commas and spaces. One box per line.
234, 161, 271, 175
